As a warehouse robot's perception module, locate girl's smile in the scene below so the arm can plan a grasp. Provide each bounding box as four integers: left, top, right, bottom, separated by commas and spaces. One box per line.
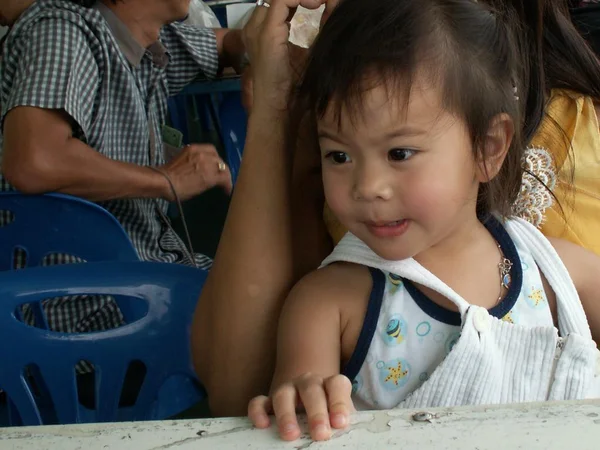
364, 219, 410, 239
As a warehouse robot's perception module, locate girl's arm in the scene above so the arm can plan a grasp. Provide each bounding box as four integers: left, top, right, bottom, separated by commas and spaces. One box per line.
248, 263, 371, 442
548, 238, 600, 344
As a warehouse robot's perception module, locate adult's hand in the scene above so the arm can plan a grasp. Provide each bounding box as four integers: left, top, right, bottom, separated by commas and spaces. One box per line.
240, 43, 307, 115
242, 0, 326, 112
240, 0, 341, 114
160, 144, 232, 201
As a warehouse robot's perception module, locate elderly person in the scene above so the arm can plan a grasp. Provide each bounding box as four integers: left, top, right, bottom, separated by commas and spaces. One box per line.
0, 0, 245, 333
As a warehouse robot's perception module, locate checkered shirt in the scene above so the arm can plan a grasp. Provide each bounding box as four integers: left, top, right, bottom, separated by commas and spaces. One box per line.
0, 0, 218, 334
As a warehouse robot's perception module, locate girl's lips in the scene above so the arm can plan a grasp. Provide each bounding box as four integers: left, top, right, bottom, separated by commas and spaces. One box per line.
366, 219, 410, 238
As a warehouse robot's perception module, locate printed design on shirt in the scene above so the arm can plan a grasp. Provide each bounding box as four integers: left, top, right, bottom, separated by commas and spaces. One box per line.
526, 288, 546, 308
512, 145, 557, 228
501, 310, 516, 324
387, 273, 403, 294
378, 359, 411, 390
433, 331, 446, 343
445, 332, 461, 354
382, 314, 407, 346
416, 321, 432, 338
351, 375, 363, 395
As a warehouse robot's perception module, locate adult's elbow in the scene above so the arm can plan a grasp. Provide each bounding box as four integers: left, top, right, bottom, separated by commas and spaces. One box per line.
191, 322, 248, 417
207, 386, 249, 417
2, 147, 58, 194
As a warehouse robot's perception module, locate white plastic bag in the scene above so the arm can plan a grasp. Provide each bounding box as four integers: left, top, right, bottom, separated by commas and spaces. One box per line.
185, 0, 222, 28
237, 5, 324, 47
289, 5, 324, 48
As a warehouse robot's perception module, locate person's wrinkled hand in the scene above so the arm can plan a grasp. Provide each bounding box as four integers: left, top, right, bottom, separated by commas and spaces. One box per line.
248, 374, 354, 441
160, 144, 232, 201
240, 0, 341, 114
242, 0, 326, 111
240, 43, 308, 115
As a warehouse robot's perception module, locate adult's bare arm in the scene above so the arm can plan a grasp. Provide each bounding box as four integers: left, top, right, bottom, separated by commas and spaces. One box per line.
191, 0, 328, 417
2, 106, 232, 202
291, 114, 332, 278
192, 105, 295, 416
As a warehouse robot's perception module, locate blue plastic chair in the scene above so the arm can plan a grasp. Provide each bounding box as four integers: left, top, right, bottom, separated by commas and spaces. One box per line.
0, 192, 139, 270
0, 261, 206, 426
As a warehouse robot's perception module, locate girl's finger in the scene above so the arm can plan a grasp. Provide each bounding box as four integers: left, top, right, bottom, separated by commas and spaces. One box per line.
324, 375, 354, 429
297, 376, 332, 441
248, 395, 273, 429
272, 384, 302, 441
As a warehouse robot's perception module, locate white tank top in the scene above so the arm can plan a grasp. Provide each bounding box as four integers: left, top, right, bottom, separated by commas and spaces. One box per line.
321, 217, 600, 410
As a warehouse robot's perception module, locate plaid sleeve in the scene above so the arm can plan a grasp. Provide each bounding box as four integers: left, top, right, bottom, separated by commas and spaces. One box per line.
161, 23, 219, 96
2, 18, 100, 139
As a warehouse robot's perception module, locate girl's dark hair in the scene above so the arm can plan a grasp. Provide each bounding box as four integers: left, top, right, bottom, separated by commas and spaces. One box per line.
298, 0, 533, 219
543, 0, 600, 98
488, 0, 600, 126
492, 0, 600, 216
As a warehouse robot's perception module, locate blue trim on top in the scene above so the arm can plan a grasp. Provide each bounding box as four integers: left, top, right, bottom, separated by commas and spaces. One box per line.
402, 216, 523, 326
342, 268, 386, 382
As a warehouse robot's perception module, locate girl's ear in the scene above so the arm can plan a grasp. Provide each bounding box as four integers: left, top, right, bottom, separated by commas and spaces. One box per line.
476, 113, 514, 183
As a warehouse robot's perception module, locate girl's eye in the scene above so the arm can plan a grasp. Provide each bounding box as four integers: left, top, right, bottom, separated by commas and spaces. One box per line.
388, 148, 416, 161
326, 151, 352, 164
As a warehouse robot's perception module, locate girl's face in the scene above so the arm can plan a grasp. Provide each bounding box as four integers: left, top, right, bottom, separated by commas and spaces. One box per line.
318, 78, 484, 262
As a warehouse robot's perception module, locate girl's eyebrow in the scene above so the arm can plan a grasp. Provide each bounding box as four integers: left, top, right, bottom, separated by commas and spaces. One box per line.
382, 126, 427, 139
318, 126, 427, 142
317, 129, 344, 142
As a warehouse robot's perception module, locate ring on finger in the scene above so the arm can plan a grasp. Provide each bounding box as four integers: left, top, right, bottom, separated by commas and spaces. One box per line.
217, 160, 227, 172
256, 0, 271, 7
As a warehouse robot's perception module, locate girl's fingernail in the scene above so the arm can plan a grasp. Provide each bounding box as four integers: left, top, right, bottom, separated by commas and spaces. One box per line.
283, 423, 297, 433
332, 413, 347, 427
257, 414, 269, 426
314, 424, 330, 436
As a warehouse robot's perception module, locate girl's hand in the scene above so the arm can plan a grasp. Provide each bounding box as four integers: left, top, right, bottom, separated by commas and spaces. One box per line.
242, 0, 326, 111
248, 374, 354, 441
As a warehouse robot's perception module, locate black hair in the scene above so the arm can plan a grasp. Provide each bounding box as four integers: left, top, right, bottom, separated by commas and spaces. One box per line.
544, 0, 600, 98
494, 0, 600, 218
488, 0, 600, 128
298, 0, 531, 219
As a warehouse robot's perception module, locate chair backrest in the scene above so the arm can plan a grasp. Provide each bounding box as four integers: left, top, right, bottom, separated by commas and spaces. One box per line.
0, 192, 139, 270
0, 261, 206, 426
219, 92, 247, 185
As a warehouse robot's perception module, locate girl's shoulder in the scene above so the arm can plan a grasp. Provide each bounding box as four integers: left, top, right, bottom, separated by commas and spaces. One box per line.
300, 262, 373, 301
292, 263, 375, 363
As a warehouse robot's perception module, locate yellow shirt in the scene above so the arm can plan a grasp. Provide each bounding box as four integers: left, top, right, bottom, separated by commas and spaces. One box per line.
324, 89, 600, 255
532, 89, 600, 255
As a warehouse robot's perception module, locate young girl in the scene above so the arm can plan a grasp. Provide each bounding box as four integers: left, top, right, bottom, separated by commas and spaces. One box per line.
247, 0, 600, 442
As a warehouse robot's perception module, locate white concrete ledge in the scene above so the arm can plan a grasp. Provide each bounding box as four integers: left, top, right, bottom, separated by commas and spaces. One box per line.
1, 400, 600, 449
